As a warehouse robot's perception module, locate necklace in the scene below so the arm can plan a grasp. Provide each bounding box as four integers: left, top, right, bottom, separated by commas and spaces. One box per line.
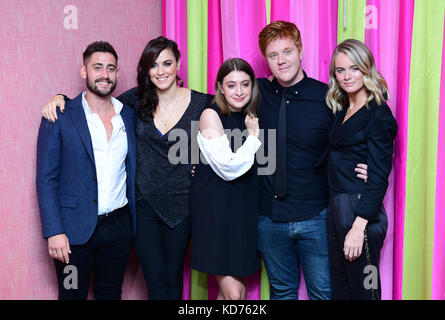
156, 94, 180, 127
159, 118, 169, 127
156, 111, 173, 127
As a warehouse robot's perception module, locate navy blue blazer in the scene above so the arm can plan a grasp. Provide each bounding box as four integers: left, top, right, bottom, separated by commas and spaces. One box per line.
36, 93, 137, 245
325, 98, 398, 222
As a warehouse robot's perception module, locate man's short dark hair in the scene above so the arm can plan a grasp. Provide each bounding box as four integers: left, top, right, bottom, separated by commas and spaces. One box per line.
83, 41, 118, 65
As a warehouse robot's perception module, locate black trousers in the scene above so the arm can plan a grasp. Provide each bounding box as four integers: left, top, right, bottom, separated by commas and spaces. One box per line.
54, 205, 132, 300
327, 192, 387, 300
133, 198, 190, 300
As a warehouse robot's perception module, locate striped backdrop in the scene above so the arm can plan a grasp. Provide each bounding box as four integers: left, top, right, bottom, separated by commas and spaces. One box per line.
162, 0, 445, 300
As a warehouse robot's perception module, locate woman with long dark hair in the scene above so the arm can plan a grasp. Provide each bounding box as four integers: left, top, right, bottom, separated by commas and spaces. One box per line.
128, 36, 210, 300
41, 36, 211, 300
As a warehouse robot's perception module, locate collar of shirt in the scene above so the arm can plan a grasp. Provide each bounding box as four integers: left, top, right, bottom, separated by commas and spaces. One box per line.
81, 91, 124, 116
270, 70, 309, 97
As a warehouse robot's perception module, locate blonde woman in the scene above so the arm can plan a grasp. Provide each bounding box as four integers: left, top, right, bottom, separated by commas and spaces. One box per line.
325, 39, 397, 300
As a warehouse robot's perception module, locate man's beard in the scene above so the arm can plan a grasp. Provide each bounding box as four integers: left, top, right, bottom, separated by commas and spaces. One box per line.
86, 76, 117, 97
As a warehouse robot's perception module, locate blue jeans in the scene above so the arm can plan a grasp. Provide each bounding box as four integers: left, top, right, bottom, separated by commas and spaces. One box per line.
258, 208, 332, 300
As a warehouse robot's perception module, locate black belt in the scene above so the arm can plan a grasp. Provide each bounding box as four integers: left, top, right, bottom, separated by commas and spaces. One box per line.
97, 204, 129, 223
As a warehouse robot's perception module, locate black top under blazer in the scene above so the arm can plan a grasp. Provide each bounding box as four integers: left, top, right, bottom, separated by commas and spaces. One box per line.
326, 98, 398, 222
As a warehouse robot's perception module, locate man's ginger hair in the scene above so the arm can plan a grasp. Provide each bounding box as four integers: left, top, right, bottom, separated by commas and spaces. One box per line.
259, 20, 303, 56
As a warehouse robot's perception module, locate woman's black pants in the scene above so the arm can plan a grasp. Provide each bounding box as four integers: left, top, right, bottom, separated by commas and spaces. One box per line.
327, 192, 388, 300
133, 198, 190, 300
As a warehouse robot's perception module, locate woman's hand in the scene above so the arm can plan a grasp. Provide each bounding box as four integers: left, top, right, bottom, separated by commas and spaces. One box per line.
343, 216, 368, 262
355, 163, 368, 182
245, 114, 259, 138
42, 95, 66, 122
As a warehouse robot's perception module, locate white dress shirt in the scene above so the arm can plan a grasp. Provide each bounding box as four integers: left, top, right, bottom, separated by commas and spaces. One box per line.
81, 91, 128, 215
197, 131, 261, 181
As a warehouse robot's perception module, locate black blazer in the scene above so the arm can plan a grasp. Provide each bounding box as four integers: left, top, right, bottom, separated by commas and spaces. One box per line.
326, 98, 398, 222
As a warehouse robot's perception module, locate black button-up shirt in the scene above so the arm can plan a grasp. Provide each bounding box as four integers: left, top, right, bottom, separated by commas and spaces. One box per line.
257, 72, 333, 221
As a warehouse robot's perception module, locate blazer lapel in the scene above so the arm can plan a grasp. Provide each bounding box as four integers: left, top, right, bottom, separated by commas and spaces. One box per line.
67, 94, 96, 166
331, 106, 371, 146
329, 109, 343, 143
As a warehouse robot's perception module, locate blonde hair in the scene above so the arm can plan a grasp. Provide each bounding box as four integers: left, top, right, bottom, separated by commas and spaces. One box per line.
326, 39, 389, 114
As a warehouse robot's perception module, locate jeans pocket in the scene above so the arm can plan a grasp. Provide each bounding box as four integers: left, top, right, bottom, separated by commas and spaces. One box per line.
318, 208, 328, 217
313, 208, 328, 220
258, 215, 269, 229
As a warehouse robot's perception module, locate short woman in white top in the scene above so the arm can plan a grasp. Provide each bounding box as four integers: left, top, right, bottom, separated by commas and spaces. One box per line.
189, 58, 261, 300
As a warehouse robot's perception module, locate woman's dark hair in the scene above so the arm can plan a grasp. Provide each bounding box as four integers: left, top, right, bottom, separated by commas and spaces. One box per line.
213, 58, 260, 116
137, 36, 182, 121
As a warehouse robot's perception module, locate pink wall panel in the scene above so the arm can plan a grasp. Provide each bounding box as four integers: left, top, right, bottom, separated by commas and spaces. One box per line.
0, 0, 162, 299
